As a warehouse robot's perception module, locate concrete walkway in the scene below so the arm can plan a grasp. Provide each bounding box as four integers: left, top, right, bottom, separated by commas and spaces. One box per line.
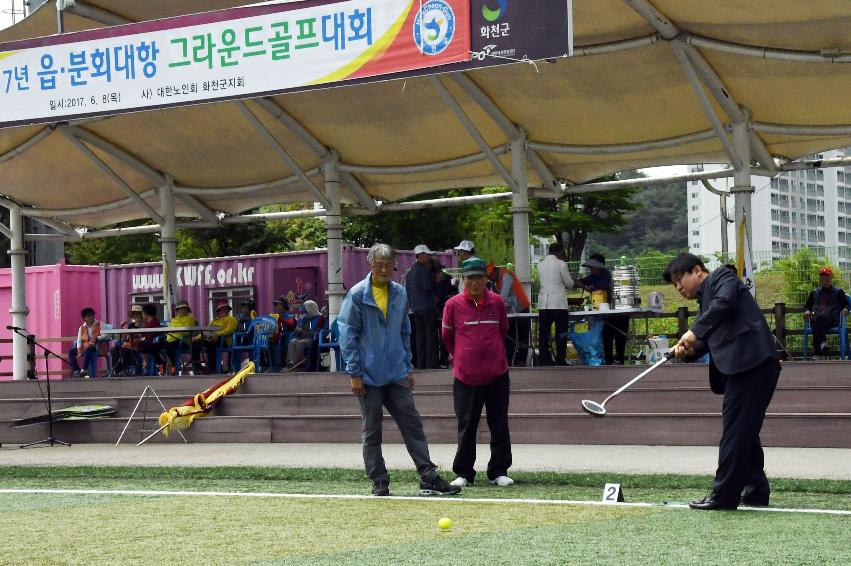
1, 443, 849, 480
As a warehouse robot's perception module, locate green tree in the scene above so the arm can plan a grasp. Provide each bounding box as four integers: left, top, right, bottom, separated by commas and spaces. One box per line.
530, 182, 639, 262
65, 225, 161, 264
588, 174, 688, 258
776, 248, 845, 306
342, 190, 474, 250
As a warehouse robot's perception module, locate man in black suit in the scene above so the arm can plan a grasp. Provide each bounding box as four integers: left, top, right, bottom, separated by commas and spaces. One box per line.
664, 253, 780, 510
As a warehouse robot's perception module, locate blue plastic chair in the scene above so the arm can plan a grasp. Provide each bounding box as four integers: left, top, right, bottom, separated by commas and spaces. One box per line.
803, 296, 850, 359
316, 320, 341, 371
230, 316, 277, 371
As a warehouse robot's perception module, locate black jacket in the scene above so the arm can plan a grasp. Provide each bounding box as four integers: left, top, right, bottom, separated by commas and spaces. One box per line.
691, 268, 778, 382
804, 286, 847, 327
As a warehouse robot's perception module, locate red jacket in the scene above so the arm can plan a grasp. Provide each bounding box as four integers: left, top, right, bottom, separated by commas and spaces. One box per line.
441, 289, 509, 386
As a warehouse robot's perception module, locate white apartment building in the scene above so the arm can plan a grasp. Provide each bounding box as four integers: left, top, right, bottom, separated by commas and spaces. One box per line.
687, 148, 851, 271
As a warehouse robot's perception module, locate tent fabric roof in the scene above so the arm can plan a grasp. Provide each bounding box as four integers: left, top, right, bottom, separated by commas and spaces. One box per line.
1, 0, 850, 228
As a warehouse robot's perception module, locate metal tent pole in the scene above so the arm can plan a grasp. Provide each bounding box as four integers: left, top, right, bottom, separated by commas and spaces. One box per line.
8, 203, 30, 380
324, 154, 345, 323
510, 134, 532, 300
732, 119, 755, 292
159, 178, 178, 317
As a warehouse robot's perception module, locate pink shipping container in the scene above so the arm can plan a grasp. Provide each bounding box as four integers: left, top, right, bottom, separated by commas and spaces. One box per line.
101, 246, 455, 326
1, 247, 454, 380
0, 260, 101, 380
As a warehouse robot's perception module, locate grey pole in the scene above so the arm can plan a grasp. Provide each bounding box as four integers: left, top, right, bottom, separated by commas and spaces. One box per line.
323, 154, 345, 322
8, 203, 30, 380
158, 178, 178, 318
56, 0, 65, 33
510, 132, 532, 300
732, 117, 755, 293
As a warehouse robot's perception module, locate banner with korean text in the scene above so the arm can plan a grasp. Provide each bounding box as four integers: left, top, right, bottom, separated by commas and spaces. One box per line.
0, 0, 472, 127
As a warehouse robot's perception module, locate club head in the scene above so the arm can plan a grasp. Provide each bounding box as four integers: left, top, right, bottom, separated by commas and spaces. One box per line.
581, 399, 606, 417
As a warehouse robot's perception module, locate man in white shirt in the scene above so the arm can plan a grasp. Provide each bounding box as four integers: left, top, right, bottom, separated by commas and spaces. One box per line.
452, 240, 476, 292
536, 242, 574, 366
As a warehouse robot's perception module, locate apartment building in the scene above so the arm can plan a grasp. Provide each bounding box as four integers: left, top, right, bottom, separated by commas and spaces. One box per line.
687, 148, 851, 270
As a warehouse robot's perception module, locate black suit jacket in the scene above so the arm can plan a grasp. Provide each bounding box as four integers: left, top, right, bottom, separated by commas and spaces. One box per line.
691, 268, 777, 386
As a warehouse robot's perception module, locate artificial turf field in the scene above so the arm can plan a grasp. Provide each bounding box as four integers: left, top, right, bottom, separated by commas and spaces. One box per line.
1, 467, 848, 565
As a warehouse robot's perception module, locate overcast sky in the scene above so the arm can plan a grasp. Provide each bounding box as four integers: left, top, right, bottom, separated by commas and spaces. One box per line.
1, 1, 22, 32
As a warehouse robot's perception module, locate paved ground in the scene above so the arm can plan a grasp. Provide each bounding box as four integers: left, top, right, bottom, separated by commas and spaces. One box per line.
1, 443, 849, 480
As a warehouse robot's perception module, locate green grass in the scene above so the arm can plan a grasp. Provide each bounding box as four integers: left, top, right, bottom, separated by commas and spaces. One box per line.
1, 492, 848, 565
1, 466, 849, 509
1, 467, 849, 565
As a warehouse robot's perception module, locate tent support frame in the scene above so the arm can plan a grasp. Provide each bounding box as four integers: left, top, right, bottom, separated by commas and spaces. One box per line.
8, 203, 29, 380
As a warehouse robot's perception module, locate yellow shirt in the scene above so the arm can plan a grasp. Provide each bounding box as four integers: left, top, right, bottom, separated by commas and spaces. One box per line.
372, 281, 389, 318
166, 313, 197, 342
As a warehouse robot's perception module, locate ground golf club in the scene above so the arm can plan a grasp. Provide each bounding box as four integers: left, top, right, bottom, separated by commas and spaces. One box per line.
581, 352, 673, 417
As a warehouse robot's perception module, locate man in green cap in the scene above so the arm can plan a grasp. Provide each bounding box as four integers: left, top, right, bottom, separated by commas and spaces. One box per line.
442, 257, 514, 487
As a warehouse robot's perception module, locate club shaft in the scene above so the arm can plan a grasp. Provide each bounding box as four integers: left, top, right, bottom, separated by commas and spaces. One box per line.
601, 356, 669, 407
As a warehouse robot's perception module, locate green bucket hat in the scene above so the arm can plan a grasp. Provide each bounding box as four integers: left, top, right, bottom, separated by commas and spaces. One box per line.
461, 257, 487, 277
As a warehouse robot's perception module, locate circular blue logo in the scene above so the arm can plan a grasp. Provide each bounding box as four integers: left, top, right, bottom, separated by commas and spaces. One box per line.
413, 0, 456, 56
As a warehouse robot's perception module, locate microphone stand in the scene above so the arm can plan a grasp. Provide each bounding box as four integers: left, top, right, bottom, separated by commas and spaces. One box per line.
8, 327, 71, 448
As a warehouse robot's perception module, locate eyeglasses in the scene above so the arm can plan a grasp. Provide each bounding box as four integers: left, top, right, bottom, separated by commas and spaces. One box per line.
371, 262, 395, 271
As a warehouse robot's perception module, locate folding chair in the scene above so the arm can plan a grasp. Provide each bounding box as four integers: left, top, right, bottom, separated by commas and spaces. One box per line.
230, 316, 277, 371
316, 322, 342, 371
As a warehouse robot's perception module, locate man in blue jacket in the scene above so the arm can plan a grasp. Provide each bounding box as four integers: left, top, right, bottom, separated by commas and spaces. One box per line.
338, 243, 460, 497
665, 253, 780, 510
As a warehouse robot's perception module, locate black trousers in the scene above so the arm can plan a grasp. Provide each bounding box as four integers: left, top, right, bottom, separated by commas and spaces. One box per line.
452, 372, 512, 483
711, 358, 781, 503
506, 308, 530, 366
603, 314, 630, 365
411, 310, 439, 369
538, 309, 569, 365
811, 315, 838, 355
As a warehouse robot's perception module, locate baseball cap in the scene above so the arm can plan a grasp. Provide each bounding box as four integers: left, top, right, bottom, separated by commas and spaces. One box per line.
273, 294, 289, 306
819, 267, 833, 276
174, 300, 191, 312
461, 258, 488, 277
454, 240, 475, 252
215, 300, 232, 312
130, 304, 143, 313
413, 244, 434, 255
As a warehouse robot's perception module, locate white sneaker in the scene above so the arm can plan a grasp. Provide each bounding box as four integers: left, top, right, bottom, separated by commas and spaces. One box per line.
489, 475, 514, 487
450, 477, 469, 487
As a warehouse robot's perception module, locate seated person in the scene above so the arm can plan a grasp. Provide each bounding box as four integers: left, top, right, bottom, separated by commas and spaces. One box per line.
68, 307, 110, 378
235, 298, 257, 346
111, 304, 144, 376
164, 299, 197, 374
139, 303, 164, 374
286, 300, 321, 369
270, 294, 297, 368
192, 300, 237, 374
804, 267, 849, 356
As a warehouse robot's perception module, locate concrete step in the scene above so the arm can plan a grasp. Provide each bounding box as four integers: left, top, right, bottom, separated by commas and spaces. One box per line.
1, 361, 846, 400
3, 412, 849, 448
3, 385, 849, 420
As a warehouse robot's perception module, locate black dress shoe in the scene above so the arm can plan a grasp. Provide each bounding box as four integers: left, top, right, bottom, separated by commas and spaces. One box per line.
371, 481, 389, 497
689, 495, 738, 510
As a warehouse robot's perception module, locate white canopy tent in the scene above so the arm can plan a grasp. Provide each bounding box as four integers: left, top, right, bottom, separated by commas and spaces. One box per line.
2, 0, 851, 378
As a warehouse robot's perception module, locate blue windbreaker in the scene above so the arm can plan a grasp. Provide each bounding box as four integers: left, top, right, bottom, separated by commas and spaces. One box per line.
338, 273, 413, 387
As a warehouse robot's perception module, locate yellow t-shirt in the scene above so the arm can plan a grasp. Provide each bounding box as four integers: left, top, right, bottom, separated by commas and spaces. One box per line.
371, 281, 389, 318
166, 313, 197, 342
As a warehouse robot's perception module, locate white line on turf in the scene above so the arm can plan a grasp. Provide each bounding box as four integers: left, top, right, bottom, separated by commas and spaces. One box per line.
0, 488, 849, 516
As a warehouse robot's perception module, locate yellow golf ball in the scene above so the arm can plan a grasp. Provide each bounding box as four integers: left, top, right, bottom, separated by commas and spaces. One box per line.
438, 517, 452, 530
